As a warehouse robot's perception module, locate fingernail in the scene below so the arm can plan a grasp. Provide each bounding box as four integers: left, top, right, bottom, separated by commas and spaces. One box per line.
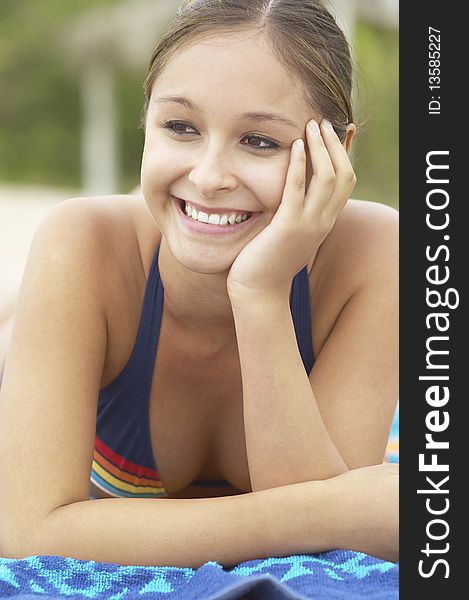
322, 119, 333, 130
294, 138, 304, 150
308, 120, 319, 133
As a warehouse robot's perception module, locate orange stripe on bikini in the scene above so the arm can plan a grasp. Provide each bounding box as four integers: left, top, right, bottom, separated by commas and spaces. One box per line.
93, 447, 164, 489
92, 461, 165, 494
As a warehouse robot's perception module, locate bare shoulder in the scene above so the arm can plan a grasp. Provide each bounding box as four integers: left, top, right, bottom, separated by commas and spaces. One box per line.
337, 198, 398, 247
36, 194, 159, 296
311, 199, 398, 294
309, 199, 398, 354
41, 193, 146, 250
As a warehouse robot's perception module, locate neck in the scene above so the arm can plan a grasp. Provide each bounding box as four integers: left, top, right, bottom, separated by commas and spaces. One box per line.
157, 238, 237, 351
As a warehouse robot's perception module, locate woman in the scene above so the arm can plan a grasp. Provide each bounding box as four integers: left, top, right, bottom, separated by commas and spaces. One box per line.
0, 0, 398, 567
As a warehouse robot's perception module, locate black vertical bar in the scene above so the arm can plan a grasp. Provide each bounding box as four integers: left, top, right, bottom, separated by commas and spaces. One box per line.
400, 2, 464, 597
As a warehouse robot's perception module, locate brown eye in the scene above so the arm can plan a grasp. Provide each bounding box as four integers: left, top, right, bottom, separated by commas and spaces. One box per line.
161, 120, 198, 135
242, 135, 279, 151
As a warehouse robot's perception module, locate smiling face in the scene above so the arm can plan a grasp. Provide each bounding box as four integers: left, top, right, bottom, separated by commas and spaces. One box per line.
140, 28, 318, 274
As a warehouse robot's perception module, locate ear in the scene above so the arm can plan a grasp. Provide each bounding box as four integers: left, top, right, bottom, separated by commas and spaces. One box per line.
342, 123, 356, 153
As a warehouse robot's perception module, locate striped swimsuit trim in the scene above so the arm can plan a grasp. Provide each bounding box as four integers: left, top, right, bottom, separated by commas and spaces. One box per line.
89, 246, 315, 499
90, 436, 167, 498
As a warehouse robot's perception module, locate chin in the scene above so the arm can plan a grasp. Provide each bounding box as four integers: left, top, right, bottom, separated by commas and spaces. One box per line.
167, 237, 238, 275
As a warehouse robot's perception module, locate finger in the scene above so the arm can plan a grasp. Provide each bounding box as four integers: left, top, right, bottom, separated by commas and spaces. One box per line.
304, 120, 336, 215
319, 119, 356, 213
278, 138, 307, 219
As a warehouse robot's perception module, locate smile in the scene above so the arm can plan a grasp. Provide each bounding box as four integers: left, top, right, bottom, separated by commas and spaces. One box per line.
172, 196, 262, 236
184, 200, 252, 226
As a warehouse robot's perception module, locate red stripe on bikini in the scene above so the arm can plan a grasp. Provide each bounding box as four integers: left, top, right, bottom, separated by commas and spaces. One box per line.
95, 436, 161, 480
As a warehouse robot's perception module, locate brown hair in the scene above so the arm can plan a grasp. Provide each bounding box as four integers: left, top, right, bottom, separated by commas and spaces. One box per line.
142, 0, 354, 141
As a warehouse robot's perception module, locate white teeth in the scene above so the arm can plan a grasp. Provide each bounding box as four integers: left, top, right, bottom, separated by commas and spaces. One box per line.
208, 213, 220, 225
183, 201, 251, 226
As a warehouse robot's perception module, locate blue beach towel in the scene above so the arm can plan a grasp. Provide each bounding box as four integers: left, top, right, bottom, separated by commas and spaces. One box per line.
0, 410, 399, 599
0, 551, 398, 599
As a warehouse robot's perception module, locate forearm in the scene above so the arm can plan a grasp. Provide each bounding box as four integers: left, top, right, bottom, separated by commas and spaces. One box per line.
14, 482, 335, 568
231, 294, 348, 491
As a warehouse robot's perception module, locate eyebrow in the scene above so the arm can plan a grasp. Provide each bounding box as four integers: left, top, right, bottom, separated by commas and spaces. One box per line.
153, 95, 299, 129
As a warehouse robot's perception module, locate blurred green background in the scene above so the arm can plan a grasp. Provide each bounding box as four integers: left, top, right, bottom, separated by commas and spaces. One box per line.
0, 0, 398, 208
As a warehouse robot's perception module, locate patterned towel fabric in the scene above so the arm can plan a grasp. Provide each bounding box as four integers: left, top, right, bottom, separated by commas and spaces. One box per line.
0, 551, 398, 599
0, 409, 399, 599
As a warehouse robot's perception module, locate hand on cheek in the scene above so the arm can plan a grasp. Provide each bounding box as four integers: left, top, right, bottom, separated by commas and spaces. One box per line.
227, 118, 356, 300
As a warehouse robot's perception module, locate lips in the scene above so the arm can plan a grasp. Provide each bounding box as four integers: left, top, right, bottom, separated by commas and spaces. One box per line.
172, 195, 262, 235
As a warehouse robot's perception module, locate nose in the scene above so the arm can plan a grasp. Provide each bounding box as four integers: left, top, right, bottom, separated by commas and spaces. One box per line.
187, 144, 238, 199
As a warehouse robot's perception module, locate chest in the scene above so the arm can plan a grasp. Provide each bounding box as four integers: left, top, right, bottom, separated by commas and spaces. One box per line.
94, 247, 251, 498
148, 324, 251, 497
